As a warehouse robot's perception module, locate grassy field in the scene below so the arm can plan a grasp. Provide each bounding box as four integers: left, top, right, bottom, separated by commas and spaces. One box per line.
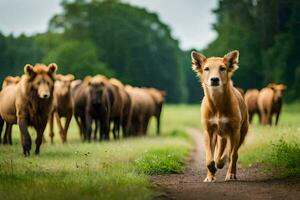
0, 105, 200, 200
239, 102, 300, 177
1, 103, 299, 200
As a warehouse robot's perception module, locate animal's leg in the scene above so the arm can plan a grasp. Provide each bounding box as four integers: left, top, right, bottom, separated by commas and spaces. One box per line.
85, 113, 92, 142
0, 118, 4, 144
275, 111, 280, 126
35, 122, 47, 155
63, 114, 72, 143
225, 131, 240, 181
93, 120, 98, 141
3, 123, 13, 145
54, 112, 65, 143
203, 130, 217, 182
49, 112, 55, 144
18, 119, 32, 156
215, 135, 227, 169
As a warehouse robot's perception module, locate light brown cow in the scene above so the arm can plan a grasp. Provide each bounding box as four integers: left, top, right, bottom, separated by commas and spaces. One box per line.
257, 83, 286, 126
49, 74, 75, 144
0, 63, 57, 156
0, 76, 21, 144
191, 50, 248, 182
244, 89, 260, 123
2, 76, 21, 89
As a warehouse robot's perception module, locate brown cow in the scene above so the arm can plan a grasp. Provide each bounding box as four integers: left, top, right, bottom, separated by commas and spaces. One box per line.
2, 76, 21, 89
244, 89, 260, 123
125, 86, 155, 136
257, 83, 286, 126
143, 88, 166, 135
49, 74, 75, 144
72, 75, 111, 141
0, 63, 57, 156
109, 78, 132, 138
0, 76, 21, 144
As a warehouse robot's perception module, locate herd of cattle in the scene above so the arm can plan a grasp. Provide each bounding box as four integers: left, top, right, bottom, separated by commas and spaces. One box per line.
242, 83, 286, 126
0, 64, 165, 156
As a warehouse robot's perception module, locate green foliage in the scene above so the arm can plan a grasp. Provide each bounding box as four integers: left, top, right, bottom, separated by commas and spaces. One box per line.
271, 138, 300, 176
203, 0, 300, 101
43, 39, 113, 78
48, 0, 187, 102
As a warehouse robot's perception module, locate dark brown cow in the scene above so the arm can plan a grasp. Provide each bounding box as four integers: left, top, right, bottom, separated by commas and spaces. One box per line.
72, 75, 111, 141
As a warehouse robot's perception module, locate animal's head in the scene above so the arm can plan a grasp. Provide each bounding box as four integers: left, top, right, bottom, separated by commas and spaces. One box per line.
55, 74, 75, 95
2, 76, 21, 88
191, 50, 239, 89
24, 63, 57, 99
268, 83, 287, 101
85, 75, 107, 104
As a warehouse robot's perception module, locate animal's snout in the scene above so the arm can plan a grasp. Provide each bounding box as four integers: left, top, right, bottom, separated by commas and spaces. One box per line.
210, 77, 220, 86
42, 93, 50, 99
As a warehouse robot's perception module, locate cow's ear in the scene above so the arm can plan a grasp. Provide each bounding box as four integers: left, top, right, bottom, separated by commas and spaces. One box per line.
55, 74, 63, 81
48, 63, 58, 74
267, 83, 276, 90
191, 51, 206, 74
66, 74, 75, 82
24, 64, 35, 77
224, 50, 239, 73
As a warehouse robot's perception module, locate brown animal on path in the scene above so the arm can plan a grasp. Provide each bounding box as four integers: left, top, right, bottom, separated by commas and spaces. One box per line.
244, 89, 260, 123
0, 76, 21, 145
0, 63, 57, 156
49, 74, 75, 144
2, 76, 21, 89
143, 88, 166, 135
72, 75, 111, 141
191, 50, 248, 182
257, 83, 286, 126
109, 78, 132, 138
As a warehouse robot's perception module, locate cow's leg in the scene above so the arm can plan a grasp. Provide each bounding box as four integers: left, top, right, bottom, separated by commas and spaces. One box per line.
3, 123, 13, 145
63, 113, 72, 143
0, 118, 4, 144
35, 122, 47, 155
85, 112, 92, 142
49, 111, 55, 144
18, 119, 32, 156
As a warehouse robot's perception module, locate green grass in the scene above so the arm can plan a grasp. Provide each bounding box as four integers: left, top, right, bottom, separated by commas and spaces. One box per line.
239, 103, 300, 177
0, 105, 194, 200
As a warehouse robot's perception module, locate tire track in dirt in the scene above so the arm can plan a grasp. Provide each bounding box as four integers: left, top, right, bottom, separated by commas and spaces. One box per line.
151, 127, 300, 200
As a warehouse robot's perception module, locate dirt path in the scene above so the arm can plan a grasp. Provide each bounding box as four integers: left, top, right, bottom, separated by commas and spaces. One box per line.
151, 127, 300, 200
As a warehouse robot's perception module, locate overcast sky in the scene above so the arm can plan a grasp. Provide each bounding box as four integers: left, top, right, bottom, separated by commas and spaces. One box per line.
0, 0, 218, 50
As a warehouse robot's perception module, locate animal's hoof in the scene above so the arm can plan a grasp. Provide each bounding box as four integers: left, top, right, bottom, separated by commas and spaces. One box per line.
225, 173, 237, 181
23, 140, 32, 157
204, 176, 216, 182
207, 161, 217, 174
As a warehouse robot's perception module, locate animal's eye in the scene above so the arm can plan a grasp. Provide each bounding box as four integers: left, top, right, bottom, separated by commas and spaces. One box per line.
203, 67, 209, 71
220, 66, 226, 71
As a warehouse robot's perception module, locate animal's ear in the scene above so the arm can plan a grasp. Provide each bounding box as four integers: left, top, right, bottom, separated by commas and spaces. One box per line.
55, 74, 63, 81
48, 63, 58, 74
66, 74, 75, 82
84, 76, 92, 85
267, 83, 276, 90
160, 90, 167, 97
191, 51, 206, 73
224, 50, 239, 73
24, 64, 35, 77
280, 84, 287, 91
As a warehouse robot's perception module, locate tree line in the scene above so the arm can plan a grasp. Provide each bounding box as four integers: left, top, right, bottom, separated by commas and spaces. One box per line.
0, 0, 299, 102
